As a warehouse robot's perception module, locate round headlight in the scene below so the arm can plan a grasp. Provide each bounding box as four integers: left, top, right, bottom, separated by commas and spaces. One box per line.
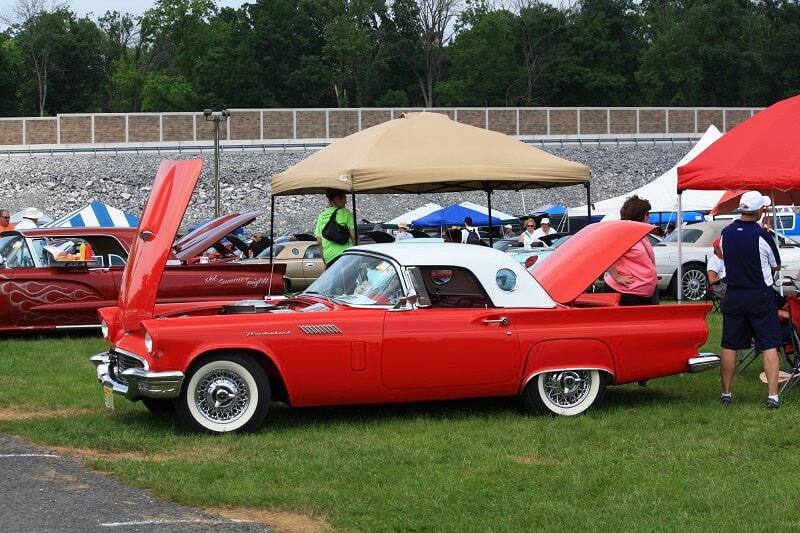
144, 332, 154, 354
100, 320, 109, 340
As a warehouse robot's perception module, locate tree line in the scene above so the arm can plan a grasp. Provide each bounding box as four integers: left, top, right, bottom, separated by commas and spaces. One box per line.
1, 0, 799, 117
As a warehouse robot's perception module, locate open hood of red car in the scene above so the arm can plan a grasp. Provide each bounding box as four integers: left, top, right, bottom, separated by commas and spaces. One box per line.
117, 160, 203, 331
173, 211, 261, 261
532, 221, 654, 304
173, 213, 240, 252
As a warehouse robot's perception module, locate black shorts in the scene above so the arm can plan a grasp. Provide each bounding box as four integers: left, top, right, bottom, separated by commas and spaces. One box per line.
721, 286, 782, 351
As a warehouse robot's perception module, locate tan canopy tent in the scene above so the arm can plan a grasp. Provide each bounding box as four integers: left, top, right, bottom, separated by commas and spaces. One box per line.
268, 112, 592, 249
272, 112, 590, 195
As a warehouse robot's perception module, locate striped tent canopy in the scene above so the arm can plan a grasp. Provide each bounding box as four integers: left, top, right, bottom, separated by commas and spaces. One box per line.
45, 201, 140, 228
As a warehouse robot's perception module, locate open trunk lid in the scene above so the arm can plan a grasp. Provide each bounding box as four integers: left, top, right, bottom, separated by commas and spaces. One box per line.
533, 220, 654, 304
117, 160, 203, 331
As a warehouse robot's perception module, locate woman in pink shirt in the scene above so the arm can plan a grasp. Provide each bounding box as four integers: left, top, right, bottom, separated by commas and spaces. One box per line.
605, 195, 658, 305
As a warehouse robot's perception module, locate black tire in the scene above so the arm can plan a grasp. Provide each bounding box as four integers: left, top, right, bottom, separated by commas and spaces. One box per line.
141, 398, 175, 415
522, 370, 608, 416
283, 278, 292, 293
670, 263, 708, 301
176, 353, 270, 434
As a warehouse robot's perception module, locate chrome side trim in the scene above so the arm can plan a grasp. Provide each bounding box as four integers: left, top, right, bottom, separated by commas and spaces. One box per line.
91, 351, 183, 400
55, 324, 102, 330
299, 324, 342, 335
688, 353, 720, 373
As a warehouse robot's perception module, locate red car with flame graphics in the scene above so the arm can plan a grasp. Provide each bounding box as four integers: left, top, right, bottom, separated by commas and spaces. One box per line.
0, 215, 284, 332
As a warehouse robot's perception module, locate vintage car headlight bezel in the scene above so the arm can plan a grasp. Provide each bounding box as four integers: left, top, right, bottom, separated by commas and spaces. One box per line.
144, 332, 154, 354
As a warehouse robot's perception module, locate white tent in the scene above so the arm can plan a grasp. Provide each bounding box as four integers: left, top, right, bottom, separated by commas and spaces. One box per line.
385, 203, 442, 225
567, 126, 725, 220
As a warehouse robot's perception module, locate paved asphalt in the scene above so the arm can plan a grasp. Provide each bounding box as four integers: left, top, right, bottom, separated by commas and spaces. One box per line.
0, 433, 271, 533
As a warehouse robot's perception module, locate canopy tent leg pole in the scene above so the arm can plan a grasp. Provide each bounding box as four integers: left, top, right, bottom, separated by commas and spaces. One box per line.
585, 182, 592, 226
351, 191, 358, 246
268, 194, 276, 297
269, 194, 276, 263
677, 191, 683, 304
772, 191, 782, 296
487, 187, 494, 247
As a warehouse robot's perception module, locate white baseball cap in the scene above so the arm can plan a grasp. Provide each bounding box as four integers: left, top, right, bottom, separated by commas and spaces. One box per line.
541, 218, 550, 224
503, 224, 512, 229
739, 191, 770, 212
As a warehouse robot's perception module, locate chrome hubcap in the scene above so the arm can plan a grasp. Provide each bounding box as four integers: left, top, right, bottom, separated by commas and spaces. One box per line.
543, 370, 591, 408
683, 269, 707, 301
195, 369, 249, 423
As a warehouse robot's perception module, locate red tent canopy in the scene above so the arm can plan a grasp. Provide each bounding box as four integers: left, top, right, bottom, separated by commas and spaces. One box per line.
677, 94, 800, 191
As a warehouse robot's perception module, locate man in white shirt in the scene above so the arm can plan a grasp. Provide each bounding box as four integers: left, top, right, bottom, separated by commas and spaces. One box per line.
532, 218, 556, 241
395, 222, 414, 240
460, 216, 481, 244
707, 238, 726, 298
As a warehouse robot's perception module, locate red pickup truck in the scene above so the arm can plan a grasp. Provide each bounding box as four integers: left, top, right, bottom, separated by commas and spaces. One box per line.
0, 224, 285, 332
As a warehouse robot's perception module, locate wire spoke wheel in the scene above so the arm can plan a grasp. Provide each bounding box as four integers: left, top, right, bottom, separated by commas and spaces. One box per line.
542, 371, 592, 408
524, 369, 607, 416
177, 354, 270, 434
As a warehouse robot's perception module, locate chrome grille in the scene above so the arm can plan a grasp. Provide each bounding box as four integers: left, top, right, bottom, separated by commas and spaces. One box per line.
110, 350, 146, 385
299, 324, 342, 335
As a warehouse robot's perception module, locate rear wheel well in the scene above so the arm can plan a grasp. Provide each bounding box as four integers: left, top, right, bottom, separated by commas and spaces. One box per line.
189, 349, 290, 405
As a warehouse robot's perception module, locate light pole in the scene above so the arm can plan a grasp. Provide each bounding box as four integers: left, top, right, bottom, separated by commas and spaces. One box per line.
203, 109, 230, 217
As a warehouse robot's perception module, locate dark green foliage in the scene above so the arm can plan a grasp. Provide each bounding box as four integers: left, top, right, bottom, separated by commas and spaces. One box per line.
2, 0, 799, 115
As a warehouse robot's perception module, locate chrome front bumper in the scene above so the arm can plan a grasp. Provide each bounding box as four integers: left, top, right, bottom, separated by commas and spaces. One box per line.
688, 352, 720, 373
90, 352, 184, 400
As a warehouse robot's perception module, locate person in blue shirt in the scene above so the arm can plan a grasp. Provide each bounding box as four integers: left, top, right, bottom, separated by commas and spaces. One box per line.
719, 191, 782, 409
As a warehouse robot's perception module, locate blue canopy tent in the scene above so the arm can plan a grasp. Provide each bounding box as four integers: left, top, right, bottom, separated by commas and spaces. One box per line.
530, 204, 567, 216
648, 211, 704, 225
411, 204, 503, 228
45, 201, 139, 228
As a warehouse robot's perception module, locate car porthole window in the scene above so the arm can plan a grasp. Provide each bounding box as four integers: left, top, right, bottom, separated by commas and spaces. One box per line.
291, 247, 300, 256
496, 268, 517, 291
431, 269, 453, 285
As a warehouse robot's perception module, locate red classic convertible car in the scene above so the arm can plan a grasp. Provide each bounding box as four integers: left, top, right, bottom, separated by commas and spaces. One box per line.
91, 160, 719, 433
0, 212, 284, 331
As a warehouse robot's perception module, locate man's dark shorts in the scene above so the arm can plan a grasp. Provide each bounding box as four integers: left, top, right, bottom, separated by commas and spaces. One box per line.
721, 286, 782, 351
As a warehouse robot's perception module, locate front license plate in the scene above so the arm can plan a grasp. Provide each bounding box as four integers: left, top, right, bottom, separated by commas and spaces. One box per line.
103, 385, 114, 410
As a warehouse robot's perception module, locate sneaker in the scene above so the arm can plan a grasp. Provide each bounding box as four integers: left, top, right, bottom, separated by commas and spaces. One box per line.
766, 397, 781, 410
720, 394, 732, 405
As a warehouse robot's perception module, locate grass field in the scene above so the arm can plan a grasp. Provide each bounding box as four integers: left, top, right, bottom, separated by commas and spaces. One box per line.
1, 313, 799, 531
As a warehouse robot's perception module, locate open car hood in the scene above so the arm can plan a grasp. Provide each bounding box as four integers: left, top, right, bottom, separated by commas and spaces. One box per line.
173, 213, 240, 252
117, 160, 203, 331
173, 211, 260, 261
533, 221, 654, 304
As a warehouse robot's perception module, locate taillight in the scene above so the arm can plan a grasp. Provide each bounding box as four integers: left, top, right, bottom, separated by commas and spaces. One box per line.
525, 256, 539, 269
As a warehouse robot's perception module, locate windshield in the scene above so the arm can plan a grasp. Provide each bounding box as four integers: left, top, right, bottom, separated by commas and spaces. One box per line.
0, 235, 34, 268
662, 228, 703, 244
257, 243, 286, 259
304, 253, 404, 306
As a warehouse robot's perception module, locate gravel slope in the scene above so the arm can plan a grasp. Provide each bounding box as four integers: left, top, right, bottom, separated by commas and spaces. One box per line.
1, 145, 690, 234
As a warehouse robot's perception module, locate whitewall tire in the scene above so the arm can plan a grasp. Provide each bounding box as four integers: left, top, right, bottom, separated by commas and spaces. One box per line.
523, 369, 607, 416
176, 354, 270, 434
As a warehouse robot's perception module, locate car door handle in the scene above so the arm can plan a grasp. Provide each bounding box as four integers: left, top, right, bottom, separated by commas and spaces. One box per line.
483, 316, 509, 326
305, 262, 315, 267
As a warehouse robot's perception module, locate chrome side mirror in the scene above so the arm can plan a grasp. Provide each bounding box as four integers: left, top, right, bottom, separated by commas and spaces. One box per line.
390, 291, 418, 311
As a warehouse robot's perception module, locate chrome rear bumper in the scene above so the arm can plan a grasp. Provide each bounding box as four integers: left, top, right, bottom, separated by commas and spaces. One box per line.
90, 352, 184, 400
688, 352, 720, 373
